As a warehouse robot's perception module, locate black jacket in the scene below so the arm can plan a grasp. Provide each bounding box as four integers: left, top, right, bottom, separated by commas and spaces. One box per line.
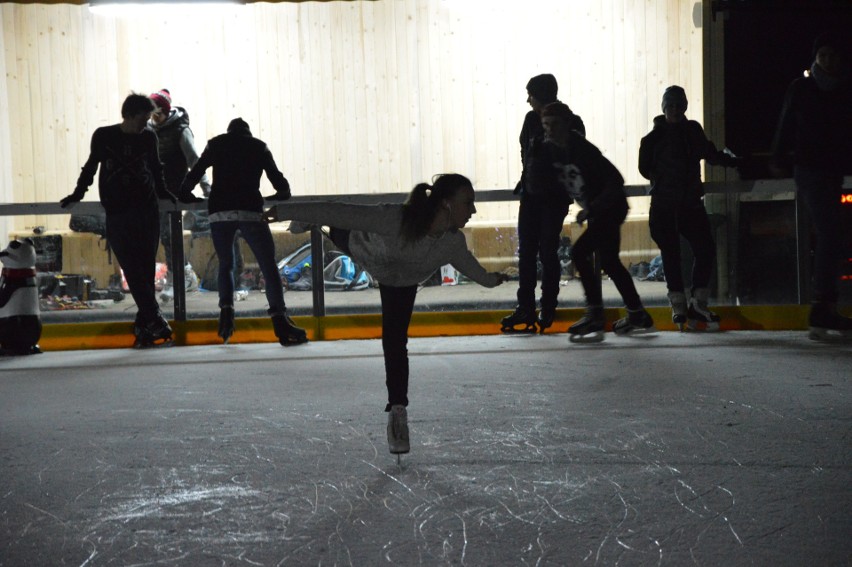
771, 75, 852, 175
75, 125, 168, 215
528, 131, 627, 221
515, 107, 586, 195
181, 131, 289, 215
639, 116, 734, 204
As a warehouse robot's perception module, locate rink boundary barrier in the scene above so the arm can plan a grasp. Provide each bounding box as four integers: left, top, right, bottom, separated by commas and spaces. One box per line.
36, 304, 825, 351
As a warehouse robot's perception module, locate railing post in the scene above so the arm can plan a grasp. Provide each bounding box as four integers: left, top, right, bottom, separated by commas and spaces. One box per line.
169, 208, 187, 321
309, 226, 326, 317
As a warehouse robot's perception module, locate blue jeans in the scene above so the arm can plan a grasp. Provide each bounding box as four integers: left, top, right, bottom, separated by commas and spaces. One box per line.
794, 166, 845, 303
211, 220, 285, 312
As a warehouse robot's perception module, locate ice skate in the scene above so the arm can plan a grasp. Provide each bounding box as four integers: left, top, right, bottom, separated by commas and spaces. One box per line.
687, 288, 720, 331
218, 305, 235, 344
387, 405, 410, 459
613, 308, 656, 336
568, 305, 605, 343
668, 291, 688, 331
536, 307, 556, 334
807, 301, 852, 342
271, 309, 308, 346
500, 306, 538, 334
133, 316, 174, 349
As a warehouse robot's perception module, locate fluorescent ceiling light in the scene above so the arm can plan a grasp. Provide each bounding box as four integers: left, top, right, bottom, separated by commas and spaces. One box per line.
89, 0, 243, 16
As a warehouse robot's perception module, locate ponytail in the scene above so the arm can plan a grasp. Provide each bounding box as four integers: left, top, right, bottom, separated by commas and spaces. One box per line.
400, 173, 472, 243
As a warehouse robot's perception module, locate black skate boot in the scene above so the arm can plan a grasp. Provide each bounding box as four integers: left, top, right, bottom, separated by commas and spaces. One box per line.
218, 305, 235, 344
500, 306, 538, 334
808, 301, 852, 342
668, 291, 688, 331
613, 308, 656, 336
568, 305, 605, 343
271, 309, 308, 346
687, 287, 720, 331
537, 306, 557, 334
133, 315, 173, 349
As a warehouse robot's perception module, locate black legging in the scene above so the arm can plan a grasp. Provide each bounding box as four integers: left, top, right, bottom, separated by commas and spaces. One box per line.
379, 283, 418, 411
570, 213, 642, 310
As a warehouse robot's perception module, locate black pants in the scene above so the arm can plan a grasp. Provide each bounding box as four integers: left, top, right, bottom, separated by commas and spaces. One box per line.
379, 283, 418, 411
795, 166, 845, 303
106, 207, 161, 325
570, 212, 642, 310
649, 197, 715, 293
516, 195, 570, 311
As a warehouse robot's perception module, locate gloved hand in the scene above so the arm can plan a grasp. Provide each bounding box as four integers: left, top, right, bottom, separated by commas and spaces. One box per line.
60, 187, 86, 208
576, 209, 589, 225
179, 191, 204, 204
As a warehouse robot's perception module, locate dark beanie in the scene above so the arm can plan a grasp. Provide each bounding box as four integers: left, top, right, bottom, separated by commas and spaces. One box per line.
149, 88, 171, 113
661, 85, 688, 113
227, 117, 251, 135
812, 31, 843, 60
526, 74, 558, 104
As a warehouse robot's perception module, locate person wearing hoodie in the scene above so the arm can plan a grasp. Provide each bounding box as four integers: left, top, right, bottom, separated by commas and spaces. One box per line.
502, 74, 586, 334
180, 117, 307, 346
148, 89, 212, 302
638, 85, 738, 331
771, 32, 852, 340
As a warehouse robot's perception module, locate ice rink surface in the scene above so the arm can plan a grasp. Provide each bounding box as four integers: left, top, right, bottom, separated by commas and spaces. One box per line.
1, 330, 850, 566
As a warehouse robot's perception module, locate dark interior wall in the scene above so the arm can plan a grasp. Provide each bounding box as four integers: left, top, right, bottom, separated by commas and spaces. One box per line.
720, 0, 852, 177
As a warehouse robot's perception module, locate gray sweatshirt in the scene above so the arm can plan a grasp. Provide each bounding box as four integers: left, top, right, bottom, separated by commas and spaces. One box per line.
275, 202, 502, 288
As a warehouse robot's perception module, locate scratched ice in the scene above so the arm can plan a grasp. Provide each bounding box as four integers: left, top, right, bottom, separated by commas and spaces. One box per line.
0, 331, 849, 565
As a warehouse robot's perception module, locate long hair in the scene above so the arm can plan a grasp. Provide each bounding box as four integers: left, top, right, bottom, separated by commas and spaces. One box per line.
399, 173, 472, 243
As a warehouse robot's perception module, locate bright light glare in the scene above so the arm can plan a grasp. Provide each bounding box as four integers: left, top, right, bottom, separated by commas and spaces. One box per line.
89, 2, 242, 18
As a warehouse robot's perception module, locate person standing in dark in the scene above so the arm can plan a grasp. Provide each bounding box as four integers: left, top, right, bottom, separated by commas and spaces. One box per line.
502, 74, 586, 334
148, 88, 212, 302
772, 33, 852, 340
180, 117, 307, 346
60, 93, 176, 347
639, 86, 738, 331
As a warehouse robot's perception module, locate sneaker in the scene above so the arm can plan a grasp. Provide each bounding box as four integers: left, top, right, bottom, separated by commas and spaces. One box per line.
387, 405, 410, 454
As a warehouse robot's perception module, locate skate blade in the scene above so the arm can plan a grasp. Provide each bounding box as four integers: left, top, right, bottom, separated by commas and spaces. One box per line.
133, 338, 174, 349
569, 332, 604, 344
280, 335, 309, 346
501, 324, 538, 334
501, 327, 538, 335
616, 325, 657, 337
808, 327, 852, 342
687, 320, 720, 332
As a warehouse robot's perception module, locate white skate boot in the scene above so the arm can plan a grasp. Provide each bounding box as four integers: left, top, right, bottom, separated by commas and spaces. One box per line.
687, 288, 721, 331
387, 405, 410, 460
668, 291, 688, 331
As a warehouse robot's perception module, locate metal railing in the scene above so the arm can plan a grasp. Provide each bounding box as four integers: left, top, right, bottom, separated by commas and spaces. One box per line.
1, 178, 839, 320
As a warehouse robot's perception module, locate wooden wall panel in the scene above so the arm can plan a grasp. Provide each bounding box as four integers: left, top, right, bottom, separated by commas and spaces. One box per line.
1, 0, 705, 233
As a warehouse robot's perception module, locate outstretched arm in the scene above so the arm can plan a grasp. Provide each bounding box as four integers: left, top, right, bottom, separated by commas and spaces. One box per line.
265, 202, 401, 235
